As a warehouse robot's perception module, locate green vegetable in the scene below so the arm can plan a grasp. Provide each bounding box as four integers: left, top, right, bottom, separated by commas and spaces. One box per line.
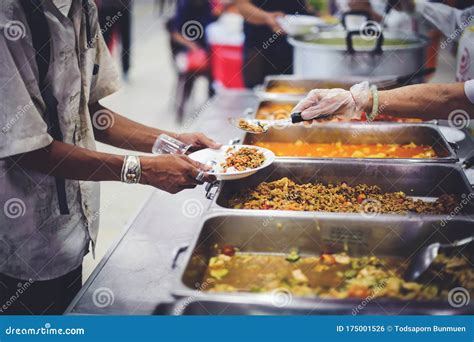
210, 269, 229, 280
286, 249, 301, 263
344, 269, 357, 279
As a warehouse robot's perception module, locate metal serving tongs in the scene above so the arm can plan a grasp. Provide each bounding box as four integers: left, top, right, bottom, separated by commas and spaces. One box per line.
404, 236, 474, 282
229, 112, 332, 134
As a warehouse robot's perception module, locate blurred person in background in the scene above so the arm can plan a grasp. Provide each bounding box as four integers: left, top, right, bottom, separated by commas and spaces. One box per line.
96, 0, 133, 80
155, 0, 174, 15
169, 0, 216, 122
293, 2, 474, 122
234, 0, 313, 88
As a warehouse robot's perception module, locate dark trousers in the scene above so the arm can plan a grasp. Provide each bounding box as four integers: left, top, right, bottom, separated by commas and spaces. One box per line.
0, 266, 82, 315
99, 7, 132, 75
243, 44, 294, 88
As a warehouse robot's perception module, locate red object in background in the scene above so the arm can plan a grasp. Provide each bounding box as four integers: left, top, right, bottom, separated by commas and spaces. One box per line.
210, 44, 244, 89
187, 49, 210, 73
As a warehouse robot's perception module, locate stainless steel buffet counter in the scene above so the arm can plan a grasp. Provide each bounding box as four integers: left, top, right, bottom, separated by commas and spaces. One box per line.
66, 90, 474, 315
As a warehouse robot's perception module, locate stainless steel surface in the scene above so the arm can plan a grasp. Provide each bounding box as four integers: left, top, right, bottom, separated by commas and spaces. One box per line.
404, 236, 474, 282
168, 296, 474, 315
66, 91, 474, 315
289, 31, 428, 78
258, 75, 408, 101
212, 159, 474, 219
171, 212, 474, 315
243, 123, 459, 163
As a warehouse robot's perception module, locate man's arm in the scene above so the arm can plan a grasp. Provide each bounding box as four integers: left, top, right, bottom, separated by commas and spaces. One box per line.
294, 82, 473, 122
89, 102, 220, 153
367, 83, 473, 120
234, 0, 284, 32
11, 141, 215, 194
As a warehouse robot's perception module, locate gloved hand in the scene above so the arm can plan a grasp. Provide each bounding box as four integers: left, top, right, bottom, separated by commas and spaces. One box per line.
293, 82, 371, 121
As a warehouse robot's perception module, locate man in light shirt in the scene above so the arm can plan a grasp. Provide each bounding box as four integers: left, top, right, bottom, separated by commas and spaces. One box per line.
0, 0, 219, 314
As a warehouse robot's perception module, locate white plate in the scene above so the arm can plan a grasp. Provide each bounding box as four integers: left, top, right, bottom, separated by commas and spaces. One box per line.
189, 145, 275, 181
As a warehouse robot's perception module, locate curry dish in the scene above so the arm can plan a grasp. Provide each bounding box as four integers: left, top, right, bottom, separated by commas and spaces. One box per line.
256, 103, 422, 123
204, 250, 474, 301
229, 177, 457, 215
254, 141, 437, 159
267, 82, 350, 94
267, 86, 309, 94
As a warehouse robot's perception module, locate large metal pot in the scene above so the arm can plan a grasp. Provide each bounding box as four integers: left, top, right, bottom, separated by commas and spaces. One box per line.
288, 30, 428, 79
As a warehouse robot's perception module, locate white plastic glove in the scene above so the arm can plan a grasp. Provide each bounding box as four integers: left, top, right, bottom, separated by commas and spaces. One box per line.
293, 82, 371, 121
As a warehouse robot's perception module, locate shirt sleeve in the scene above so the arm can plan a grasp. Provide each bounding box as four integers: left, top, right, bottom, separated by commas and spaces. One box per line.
416, 3, 474, 42
88, 31, 121, 104
0, 32, 53, 158
465, 80, 474, 105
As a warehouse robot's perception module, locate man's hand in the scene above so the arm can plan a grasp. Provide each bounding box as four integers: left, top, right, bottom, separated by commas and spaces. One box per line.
177, 132, 222, 152
264, 11, 285, 33
141, 155, 216, 194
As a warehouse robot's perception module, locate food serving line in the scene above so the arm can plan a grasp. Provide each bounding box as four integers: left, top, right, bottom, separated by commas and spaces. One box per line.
67, 86, 474, 316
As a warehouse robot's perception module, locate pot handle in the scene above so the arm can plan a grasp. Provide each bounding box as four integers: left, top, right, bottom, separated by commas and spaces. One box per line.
346, 29, 384, 55
171, 244, 189, 270
341, 10, 372, 30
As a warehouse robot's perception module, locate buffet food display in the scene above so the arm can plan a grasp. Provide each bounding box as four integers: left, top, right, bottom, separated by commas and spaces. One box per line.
254, 141, 437, 159
228, 177, 458, 215
255, 102, 422, 123
174, 76, 474, 316
204, 250, 474, 301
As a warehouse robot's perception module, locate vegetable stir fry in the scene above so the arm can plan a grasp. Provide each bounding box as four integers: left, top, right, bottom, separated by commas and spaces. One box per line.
221, 147, 265, 173
238, 119, 266, 133
229, 177, 458, 215
204, 250, 474, 301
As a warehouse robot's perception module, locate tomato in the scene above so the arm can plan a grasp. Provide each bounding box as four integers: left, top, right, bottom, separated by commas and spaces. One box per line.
222, 245, 236, 257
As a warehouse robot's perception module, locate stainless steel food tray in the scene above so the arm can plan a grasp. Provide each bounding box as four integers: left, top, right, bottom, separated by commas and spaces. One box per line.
171, 212, 474, 315
243, 123, 458, 164
206, 159, 474, 219
257, 75, 407, 101
249, 99, 429, 125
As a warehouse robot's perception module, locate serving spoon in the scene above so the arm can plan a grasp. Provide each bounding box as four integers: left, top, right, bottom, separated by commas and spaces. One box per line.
404, 236, 474, 282
229, 112, 332, 134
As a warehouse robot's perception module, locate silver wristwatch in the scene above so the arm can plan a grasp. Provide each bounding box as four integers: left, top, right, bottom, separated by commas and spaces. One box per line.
121, 156, 142, 184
